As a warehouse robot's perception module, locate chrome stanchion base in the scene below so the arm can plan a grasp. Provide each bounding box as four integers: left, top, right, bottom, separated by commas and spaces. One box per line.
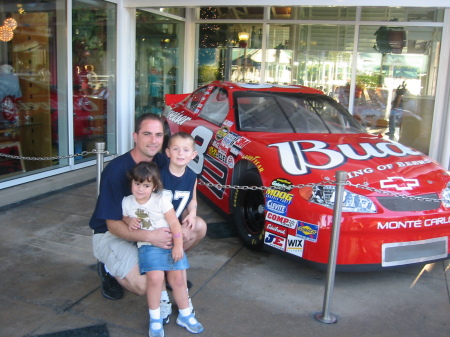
314, 312, 337, 324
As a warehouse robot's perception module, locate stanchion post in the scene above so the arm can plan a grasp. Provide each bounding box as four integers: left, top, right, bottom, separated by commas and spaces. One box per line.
314, 170, 348, 324
95, 142, 105, 196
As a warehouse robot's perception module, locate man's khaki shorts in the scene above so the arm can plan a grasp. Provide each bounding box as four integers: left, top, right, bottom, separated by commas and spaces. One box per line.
93, 232, 138, 279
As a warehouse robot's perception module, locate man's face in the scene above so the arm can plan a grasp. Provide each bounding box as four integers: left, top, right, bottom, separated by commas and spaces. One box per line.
133, 119, 164, 160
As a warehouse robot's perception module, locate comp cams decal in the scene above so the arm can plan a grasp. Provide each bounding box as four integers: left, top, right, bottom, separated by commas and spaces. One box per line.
265, 211, 297, 229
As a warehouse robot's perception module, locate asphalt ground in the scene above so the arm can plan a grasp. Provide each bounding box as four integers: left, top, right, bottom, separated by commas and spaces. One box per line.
0, 181, 448, 337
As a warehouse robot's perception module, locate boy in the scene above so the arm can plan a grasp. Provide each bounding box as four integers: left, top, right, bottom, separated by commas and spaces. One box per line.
159, 132, 200, 320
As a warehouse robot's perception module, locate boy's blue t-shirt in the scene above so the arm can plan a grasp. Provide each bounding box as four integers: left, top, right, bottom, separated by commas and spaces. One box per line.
160, 164, 197, 220
89, 151, 169, 233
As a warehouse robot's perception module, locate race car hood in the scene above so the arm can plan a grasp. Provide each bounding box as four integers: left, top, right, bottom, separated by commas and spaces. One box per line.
241, 132, 449, 195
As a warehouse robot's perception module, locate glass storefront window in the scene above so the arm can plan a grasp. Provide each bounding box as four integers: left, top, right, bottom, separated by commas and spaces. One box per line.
360, 7, 444, 22
151, 8, 186, 18
265, 24, 355, 89
0, 0, 67, 181
197, 23, 263, 86
135, 10, 184, 116
356, 25, 442, 155
270, 6, 356, 21
198, 7, 264, 20
72, 0, 117, 160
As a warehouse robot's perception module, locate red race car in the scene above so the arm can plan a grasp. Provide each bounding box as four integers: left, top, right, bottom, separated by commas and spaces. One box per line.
163, 81, 450, 271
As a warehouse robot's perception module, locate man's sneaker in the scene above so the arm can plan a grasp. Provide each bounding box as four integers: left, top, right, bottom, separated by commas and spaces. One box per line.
149, 317, 164, 337
97, 261, 124, 300
160, 300, 172, 324
177, 313, 203, 334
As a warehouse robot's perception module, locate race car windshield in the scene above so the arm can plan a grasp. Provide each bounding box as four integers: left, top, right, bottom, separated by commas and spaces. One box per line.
235, 92, 366, 134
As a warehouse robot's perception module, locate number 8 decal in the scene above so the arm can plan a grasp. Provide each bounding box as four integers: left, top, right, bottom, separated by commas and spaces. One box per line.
188, 126, 214, 174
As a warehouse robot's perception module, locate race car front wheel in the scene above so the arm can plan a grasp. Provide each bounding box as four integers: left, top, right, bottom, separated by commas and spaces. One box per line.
232, 169, 265, 250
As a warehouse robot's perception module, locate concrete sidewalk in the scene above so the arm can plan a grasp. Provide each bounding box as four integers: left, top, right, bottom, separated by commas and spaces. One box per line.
0, 181, 448, 337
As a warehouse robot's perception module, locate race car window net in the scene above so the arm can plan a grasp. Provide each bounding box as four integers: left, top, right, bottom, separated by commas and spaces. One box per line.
235, 92, 366, 134
198, 87, 229, 125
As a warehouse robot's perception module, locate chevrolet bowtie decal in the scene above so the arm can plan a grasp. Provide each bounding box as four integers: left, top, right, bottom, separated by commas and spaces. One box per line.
380, 177, 420, 191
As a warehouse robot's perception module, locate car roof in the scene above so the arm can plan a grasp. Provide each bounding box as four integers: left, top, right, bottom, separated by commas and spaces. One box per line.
209, 81, 323, 95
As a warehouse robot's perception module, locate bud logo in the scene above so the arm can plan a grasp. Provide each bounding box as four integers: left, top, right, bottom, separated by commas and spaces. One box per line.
265, 200, 287, 215
269, 140, 421, 176
266, 223, 287, 237
296, 221, 319, 242
286, 235, 304, 257
380, 176, 419, 191
265, 211, 297, 229
264, 232, 286, 250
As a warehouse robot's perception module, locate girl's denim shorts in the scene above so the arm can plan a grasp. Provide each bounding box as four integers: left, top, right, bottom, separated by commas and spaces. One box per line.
138, 244, 190, 274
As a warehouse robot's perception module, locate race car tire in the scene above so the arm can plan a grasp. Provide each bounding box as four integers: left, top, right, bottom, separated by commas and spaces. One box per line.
232, 169, 265, 250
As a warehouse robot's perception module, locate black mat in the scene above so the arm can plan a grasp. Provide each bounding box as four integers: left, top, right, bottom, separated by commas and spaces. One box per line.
32, 324, 109, 337
207, 222, 238, 239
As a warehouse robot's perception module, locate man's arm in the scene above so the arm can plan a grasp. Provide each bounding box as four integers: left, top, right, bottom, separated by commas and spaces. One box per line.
107, 219, 173, 249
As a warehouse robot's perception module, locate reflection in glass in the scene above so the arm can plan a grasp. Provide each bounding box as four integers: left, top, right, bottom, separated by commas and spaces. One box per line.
197, 21, 263, 86
356, 25, 442, 154
360, 7, 444, 22
135, 10, 183, 116
72, 0, 117, 160
198, 7, 264, 20
265, 24, 355, 89
270, 6, 356, 21
0, 0, 67, 181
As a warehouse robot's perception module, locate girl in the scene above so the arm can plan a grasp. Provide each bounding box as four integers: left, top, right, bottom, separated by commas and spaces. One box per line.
122, 161, 203, 337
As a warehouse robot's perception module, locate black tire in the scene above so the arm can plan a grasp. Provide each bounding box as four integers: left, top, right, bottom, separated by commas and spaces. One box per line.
232, 169, 265, 250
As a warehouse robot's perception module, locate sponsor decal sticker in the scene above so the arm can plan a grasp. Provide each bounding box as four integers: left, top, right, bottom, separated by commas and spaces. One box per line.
286, 235, 304, 257
265, 188, 294, 205
166, 109, 192, 125
215, 126, 229, 140
296, 221, 319, 242
380, 176, 419, 191
265, 200, 288, 215
265, 211, 297, 229
234, 136, 251, 149
222, 119, 233, 128
241, 154, 264, 172
271, 178, 293, 190
266, 222, 288, 237
377, 216, 450, 229
226, 155, 235, 168
269, 140, 423, 176
264, 232, 286, 250
216, 149, 227, 163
